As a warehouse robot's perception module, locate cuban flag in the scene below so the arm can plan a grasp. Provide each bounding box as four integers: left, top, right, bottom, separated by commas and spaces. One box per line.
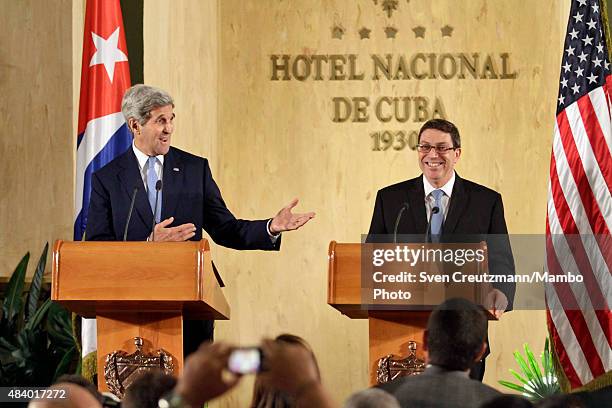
74, 0, 131, 362
74, 0, 131, 241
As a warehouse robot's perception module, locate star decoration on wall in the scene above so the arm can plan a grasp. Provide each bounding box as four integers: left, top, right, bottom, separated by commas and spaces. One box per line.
384, 26, 398, 39
441, 25, 454, 37
412, 26, 425, 39
332, 25, 345, 39
359, 27, 371, 39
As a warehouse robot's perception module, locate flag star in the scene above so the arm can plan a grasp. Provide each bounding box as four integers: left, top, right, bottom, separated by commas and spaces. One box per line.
593, 3, 599, 13
582, 35, 593, 46
566, 45, 576, 56
560, 77, 568, 88
577, 0, 587, 6
572, 83, 581, 94
573, 12, 583, 23
587, 73, 598, 84
606, 60, 610, 71
575, 66, 584, 77
578, 51, 588, 63
569, 28, 580, 39
558, 95, 565, 106
89, 27, 128, 83
593, 56, 602, 67
586, 19, 597, 30
563, 61, 572, 73
596, 44, 604, 53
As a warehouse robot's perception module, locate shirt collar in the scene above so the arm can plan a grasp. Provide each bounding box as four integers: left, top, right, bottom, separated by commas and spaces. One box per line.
132, 141, 164, 169
423, 171, 455, 198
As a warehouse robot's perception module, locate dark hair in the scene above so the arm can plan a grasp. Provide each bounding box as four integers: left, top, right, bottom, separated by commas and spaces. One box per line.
426, 298, 487, 370
250, 334, 320, 408
418, 119, 461, 148
122, 371, 177, 408
480, 395, 534, 408
55, 374, 105, 404
535, 394, 586, 408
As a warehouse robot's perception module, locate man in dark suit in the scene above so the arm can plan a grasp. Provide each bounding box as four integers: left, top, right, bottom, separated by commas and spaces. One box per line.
367, 119, 515, 380
86, 84, 314, 354
378, 298, 501, 408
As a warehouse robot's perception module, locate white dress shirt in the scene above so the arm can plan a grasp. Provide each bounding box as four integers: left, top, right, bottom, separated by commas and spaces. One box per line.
132, 142, 164, 192
423, 172, 455, 221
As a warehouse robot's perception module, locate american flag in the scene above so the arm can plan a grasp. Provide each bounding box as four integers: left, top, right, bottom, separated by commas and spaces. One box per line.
74, 0, 131, 359
546, 0, 612, 389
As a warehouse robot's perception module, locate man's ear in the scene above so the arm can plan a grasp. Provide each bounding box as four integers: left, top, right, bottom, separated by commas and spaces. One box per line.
128, 118, 139, 134
474, 341, 487, 363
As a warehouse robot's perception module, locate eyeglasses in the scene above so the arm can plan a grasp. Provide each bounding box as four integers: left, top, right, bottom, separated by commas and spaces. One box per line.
416, 144, 457, 154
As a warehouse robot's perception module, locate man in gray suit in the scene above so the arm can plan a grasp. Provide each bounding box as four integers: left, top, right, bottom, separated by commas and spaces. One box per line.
378, 298, 501, 408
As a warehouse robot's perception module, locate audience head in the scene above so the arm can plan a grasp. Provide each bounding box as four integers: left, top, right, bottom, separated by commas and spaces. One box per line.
424, 298, 488, 371
251, 334, 320, 408
535, 394, 585, 408
480, 395, 534, 408
343, 388, 400, 408
28, 383, 102, 408
122, 370, 177, 408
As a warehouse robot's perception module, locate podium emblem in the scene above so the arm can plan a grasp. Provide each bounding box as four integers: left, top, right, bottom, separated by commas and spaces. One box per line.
104, 337, 174, 397
376, 340, 426, 383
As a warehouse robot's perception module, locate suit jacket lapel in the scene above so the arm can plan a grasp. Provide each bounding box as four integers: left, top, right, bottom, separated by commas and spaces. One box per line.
406, 176, 428, 234
443, 174, 468, 235
117, 148, 153, 227
161, 148, 183, 220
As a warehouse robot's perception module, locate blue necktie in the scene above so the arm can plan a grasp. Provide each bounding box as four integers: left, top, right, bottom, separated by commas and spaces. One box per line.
147, 156, 162, 223
430, 189, 444, 243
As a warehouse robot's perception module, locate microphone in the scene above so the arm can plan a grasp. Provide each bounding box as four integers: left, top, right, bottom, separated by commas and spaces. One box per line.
425, 206, 440, 243
393, 202, 410, 243
150, 180, 162, 241
123, 186, 139, 241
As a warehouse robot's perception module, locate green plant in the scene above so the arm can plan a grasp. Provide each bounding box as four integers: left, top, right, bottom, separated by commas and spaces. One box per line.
499, 338, 560, 401
0, 243, 80, 386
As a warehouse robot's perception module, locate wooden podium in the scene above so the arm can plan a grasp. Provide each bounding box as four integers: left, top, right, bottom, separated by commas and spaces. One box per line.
51, 239, 229, 391
327, 241, 490, 384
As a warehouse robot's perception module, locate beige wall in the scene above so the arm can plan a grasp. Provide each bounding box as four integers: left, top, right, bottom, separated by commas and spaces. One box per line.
1, 0, 572, 405
212, 0, 568, 405
0, 0, 74, 279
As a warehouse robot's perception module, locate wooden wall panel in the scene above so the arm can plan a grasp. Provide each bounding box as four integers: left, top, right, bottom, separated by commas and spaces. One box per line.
0, 0, 74, 280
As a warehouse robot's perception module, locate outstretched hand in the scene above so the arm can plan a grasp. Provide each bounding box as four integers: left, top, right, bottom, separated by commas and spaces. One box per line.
269, 198, 315, 234
151, 217, 196, 241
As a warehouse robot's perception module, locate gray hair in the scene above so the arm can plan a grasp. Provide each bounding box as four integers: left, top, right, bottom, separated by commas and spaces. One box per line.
121, 84, 174, 126
343, 388, 400, 408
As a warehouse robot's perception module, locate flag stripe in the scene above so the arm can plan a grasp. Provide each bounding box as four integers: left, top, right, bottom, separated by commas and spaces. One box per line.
557, 110, 609, 235
580, 89, 612, 193
551, 125, 611, 309
546, 200, 610, 374
546, 306, 584, 387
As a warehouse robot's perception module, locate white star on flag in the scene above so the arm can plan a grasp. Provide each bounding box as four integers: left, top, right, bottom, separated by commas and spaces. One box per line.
569, 28, 579, 39
89, 27, 128, 83
586, 73, 598, 84
573, 12, 583, 23
571, 83, 580, 94
566, 45, 576, 56
593, 56, 602, 67
560, 78, 568, 88
586, 19, 597, 30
